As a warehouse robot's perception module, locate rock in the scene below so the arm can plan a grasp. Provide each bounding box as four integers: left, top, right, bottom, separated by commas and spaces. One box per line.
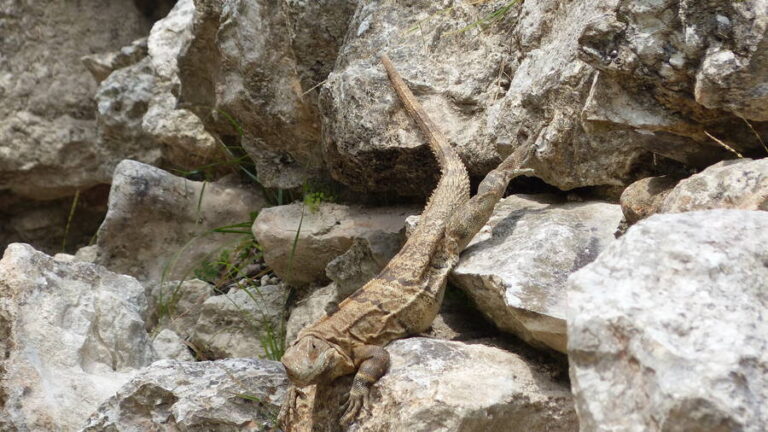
141, 0, 223, 170
620, 176, 679, 225
0, 0, 150, 199
324, 338, 577, 432
81, 37, 149, 83
568, 210, 768, 431
147, 279, 215, 339
285, 283, 340, 346
578, 0, 768, 157
660, 158, 768, 213
152, 328, 195, 361
252, 202, 413, 286
81, 358, 288, 431
326, 236, 402, 298
95, 160, 266, 283
175, 0, 328, 189
74, 245, 100, 263
0, 243, 155, 431
450, 194, 622, 353
190, 284, 289, 359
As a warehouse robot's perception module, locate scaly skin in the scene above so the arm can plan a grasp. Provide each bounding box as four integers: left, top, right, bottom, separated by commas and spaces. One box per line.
278, 54, 533, 429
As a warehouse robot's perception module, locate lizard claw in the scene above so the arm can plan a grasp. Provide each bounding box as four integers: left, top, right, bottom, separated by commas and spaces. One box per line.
277, 386, 299, 431
339, 387, 369, 426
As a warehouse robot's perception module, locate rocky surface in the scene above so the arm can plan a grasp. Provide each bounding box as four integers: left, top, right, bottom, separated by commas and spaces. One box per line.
450, 194, 622, 353
620, 176, 679, 225
252, 202, 413, 286
0, 243, 155, 431
285, 283, 340, 346
331, 338, 576, 432
190, 284, 289, 359
81, 358, 287, 431
661, 158, 768, 212
152, 328, 195, 362
568, 210, 768, 431
94, 160, 266, 283
0, 0, 150, 200
148, 278, 216, 339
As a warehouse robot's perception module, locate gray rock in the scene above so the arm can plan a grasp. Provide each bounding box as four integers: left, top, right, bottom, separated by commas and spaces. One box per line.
450, 194, 622, 353
252, 202, 413, 286
661, 158, 768, 212
568, 210, 768, 431
81, 358, 288, 431
177, 0, 330, 189
81, 37, 149, 83
190, 284, 289, 359
326, 236, 402, 298
285, 283, 340, 346
0, 243, 155, 431
95, 160, 266, 283
152, 328, 195, 361
148, 279, 216, 339
0, 0, 150, 199
343, 338, 577, 432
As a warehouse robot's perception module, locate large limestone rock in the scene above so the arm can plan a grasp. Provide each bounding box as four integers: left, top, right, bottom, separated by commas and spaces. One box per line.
82, 359, 288, 431
175, 0, 358, 189
189, 284, 289, 359
0, 0, 150, 200
0, 243, 155, 431
321, 0, 768, 196
661, 158, 768, 212
147, 278, 216, 339
311, 338, 577, 432
95, 160, 267, 283
252, 202, 413, 286
568, 210, 768, 431
450, 194, 622, 353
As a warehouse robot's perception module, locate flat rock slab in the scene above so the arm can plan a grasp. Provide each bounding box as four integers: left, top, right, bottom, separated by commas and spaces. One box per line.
81, 358, 288, 431
95, 160, 266, 282
451, 194, 622, 353
252, 202, 414, 286
0, 243, 155, 431
568, 210, 768, 431
347, 338, 577, 432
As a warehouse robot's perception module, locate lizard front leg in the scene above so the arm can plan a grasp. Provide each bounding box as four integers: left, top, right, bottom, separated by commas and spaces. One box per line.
339, 345, 390, 426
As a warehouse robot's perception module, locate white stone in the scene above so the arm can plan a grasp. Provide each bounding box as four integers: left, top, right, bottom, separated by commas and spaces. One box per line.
0, 243, 155, 431
568, 210, 768, 431
451, 194, 622, 353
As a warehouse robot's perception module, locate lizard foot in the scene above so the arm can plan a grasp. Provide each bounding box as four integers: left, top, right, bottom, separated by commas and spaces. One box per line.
339, 386, 370, 426
277, 386, 299, 431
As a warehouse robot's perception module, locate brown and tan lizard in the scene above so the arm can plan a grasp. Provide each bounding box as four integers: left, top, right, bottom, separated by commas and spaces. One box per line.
278, 53, 534, 428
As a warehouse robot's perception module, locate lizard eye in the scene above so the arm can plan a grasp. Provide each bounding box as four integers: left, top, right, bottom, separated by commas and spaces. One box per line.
311, 342, 316, 349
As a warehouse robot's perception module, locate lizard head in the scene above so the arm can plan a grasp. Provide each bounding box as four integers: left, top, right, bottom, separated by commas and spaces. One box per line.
281, 335, 352, 386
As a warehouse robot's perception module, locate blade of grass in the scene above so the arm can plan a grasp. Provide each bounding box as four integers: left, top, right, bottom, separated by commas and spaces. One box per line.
61, 190, 80, 253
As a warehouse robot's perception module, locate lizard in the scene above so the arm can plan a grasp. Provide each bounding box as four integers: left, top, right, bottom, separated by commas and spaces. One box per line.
278, 53, 534, 429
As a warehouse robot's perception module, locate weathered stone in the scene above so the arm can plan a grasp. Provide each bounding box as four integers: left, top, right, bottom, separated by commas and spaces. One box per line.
450, 194, 622, 353
147, 279, 215, 339
578, 0, 768, 157
661, 158, 768, 213
81, 37, 149, 83
81, 358, 288, 431
0, 243, 155, 431
190, 284, 289, 359
176, 0, 324, 189
95, 160, 267, 283
339, 338, 577, 432
285, 283, 340, 346
568, 210, 768, 431
0, 0, 150, 200
326, 236, 402, 298
252, 202, 413, 286
620, 176, 679, 225
152, 328, 195, 361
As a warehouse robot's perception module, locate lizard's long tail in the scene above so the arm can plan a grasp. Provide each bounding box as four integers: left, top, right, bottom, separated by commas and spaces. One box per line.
380, 54, 470, 278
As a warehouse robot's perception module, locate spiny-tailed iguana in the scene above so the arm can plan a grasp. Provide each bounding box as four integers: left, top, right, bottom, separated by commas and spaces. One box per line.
279, 54, 533, 428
